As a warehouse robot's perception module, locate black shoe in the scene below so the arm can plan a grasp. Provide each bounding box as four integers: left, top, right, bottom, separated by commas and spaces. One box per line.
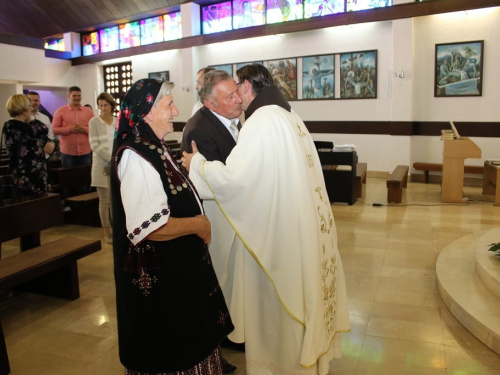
221, 337, 245, 352
222, 357, 237, 374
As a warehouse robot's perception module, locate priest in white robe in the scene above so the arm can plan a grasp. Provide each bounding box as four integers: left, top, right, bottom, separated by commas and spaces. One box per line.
182, 63, 350, 375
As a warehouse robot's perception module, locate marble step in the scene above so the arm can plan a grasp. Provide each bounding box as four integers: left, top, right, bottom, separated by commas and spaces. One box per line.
436, 228, 500, 356
475, 228, 500, 299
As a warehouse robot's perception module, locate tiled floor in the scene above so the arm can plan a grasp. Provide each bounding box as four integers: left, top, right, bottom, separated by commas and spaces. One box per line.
1, 177, 500, 374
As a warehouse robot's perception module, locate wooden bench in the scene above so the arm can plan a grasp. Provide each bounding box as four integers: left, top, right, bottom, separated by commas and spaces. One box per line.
387, 165, 409, 203
413, 162, 484, 183
65, 191, 101, 227
168, 142, 181, 160
355, 162, 367, 198
48, 165, 91, 196
0, 236, 102, 374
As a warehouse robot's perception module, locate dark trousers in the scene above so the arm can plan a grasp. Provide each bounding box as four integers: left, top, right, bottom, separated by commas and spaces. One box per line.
60, 153, 91, 168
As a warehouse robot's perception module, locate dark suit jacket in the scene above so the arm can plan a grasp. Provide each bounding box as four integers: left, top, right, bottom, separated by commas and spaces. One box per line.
181, 106, 237, 163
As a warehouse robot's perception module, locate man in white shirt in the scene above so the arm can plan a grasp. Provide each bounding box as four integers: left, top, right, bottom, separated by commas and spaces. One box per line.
27, 91, 56, 156
191, 67, 216, 116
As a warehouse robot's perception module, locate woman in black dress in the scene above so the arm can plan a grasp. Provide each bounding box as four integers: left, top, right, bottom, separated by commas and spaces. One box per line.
3, 94, 49, 196
111, 79, 233, 375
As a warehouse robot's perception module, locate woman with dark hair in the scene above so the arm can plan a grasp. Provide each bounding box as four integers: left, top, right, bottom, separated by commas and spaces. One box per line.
89, 92, 116, 243
3, 94, 49, 196
111, 79, 233, 375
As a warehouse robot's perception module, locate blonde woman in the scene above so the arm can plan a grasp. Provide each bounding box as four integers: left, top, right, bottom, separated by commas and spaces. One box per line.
89, 92, 116, 243
3, 94, 50, 196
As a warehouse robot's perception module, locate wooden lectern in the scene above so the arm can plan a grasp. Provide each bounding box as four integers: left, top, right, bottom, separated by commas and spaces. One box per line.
482, 161, 500, 207
442, 137, 481, 203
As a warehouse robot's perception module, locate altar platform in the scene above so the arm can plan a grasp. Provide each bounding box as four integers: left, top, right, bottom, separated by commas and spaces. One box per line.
437, 227, 500, 355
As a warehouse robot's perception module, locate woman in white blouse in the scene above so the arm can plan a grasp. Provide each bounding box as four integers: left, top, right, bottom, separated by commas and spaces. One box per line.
89, 92, 116, 244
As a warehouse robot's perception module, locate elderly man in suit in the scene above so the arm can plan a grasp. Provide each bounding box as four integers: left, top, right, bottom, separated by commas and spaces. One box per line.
181, 69, 243, 374
181, 70, 242, 162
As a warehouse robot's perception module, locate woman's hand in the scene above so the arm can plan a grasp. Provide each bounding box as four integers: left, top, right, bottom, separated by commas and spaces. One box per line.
43, 141, 55, 155
194, 214, 211, 244
147, 214, 211, 244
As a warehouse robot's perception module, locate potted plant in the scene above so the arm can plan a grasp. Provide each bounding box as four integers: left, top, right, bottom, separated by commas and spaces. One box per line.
488, 241, 500, 257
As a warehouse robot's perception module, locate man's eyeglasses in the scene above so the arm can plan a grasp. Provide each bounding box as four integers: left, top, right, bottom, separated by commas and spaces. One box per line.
236, 82, 243, 86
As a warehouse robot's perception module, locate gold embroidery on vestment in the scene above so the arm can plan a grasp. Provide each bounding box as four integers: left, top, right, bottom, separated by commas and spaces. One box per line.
315, 187, 324, 202
317, 206, 329, 234
328, 210, 333, 233
297, 124, 306, 137
306, 154, 314, 168
321, 246, 337, 336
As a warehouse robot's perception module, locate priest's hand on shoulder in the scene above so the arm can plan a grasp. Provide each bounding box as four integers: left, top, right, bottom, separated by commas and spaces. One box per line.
181, 140, 198, 172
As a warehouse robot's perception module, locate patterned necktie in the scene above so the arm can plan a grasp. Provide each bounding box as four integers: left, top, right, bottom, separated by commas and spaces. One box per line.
230, 120, 239, 141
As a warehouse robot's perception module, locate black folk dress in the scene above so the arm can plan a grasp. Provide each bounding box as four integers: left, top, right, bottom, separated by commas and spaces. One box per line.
111, 136, 233, 374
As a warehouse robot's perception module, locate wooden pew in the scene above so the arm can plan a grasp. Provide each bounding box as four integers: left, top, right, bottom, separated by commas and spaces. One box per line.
48, 164, 91, 196
65, 191, 101, 227
0, 192, 63, 254
387, 165, 409, 203
168, 142, 181, 160
355, 162, 367, 198
0, 236, 102, 374
413, 162, 483, 183
482, 161, 500, 206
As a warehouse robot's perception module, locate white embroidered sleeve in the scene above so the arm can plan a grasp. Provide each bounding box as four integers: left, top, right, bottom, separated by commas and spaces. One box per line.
118, 149, 170, 245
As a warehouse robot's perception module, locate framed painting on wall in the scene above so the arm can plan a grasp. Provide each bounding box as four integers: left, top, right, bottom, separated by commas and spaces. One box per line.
267, 58, 297, 100
210, 64, 234, 77
435, 40, 484, 97
148, 71, 169, 81
302, 55, 334, 99
339, 50, 377, 99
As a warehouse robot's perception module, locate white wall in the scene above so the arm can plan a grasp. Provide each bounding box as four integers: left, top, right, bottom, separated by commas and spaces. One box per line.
0, 84, 19, 133
0, 45, 45, 83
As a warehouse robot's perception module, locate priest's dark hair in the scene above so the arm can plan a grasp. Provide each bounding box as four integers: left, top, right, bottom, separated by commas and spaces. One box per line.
236, 63, 274, 96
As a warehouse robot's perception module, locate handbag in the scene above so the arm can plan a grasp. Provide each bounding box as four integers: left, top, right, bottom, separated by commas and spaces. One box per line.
103, 162, 112, 176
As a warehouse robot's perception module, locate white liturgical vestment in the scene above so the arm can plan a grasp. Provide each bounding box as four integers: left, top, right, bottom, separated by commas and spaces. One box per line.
189, 104, 350, 374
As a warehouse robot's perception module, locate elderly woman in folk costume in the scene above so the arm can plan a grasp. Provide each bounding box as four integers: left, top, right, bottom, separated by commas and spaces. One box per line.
111, 79, 233, 375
